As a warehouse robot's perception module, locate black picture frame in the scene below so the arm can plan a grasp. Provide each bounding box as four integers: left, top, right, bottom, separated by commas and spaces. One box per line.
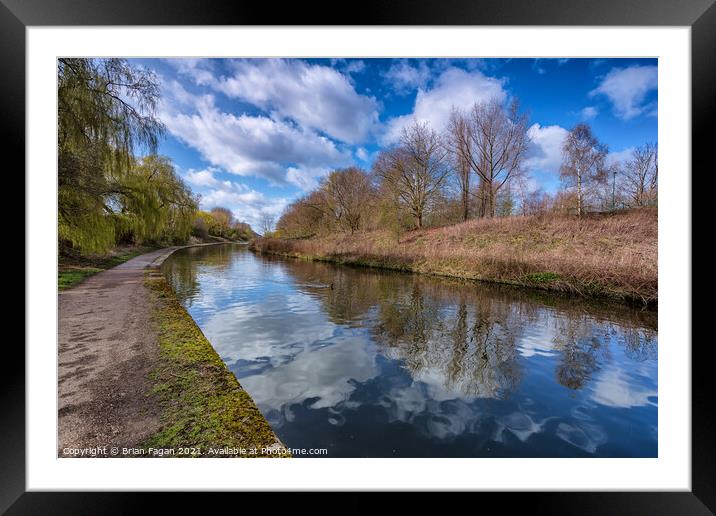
5, 0, 711, 512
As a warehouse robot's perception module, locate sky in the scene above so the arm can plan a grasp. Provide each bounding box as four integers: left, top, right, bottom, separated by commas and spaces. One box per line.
129, 57, 658, 228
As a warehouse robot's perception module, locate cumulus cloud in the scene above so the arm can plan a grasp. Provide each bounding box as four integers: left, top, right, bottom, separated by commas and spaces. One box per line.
382, 67, 507, 144
212, 59, 379, 144
382, 59, 432, 93
590, 65, 658, 120
160, 93, 352, 186
285, 166, 331, 191
524, 123, 569, 174
183, 167, 290, 228
164, 58, 216, 87
184, 168, 219, 188
344, 60, 367, 75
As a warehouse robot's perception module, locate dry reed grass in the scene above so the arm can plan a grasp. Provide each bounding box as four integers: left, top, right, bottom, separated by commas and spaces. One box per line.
250, 208, 657, 305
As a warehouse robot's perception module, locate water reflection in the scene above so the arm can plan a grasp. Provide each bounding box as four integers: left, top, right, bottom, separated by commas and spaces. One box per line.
163, 244, 658, 457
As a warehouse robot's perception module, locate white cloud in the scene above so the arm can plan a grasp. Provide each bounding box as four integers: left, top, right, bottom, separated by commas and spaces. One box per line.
382, 59, 432, 93
184, 167, 223, 188
524, 123, 569, 174
180, 167, 288, 228
344, 60, 367, 74
382, 67, 507, 144
606, 147, 635, 168
355, 147, 369, 162
580, 106, 599, 120
160, 94, 352, 186
590, 65, 658, 120
164, 58, 216, 87
213, 59, 379, 144
285, 166, 331, 191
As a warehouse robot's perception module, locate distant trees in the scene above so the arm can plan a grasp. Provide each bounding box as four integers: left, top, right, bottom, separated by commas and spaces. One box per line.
560, 124, 608, 217
276, 168, 375, 237
259, 214, 276, 235
622, 143, 658, 207
373, 121, 450, 229
209, 207, 233, 238
58, 58, 198, 253
191, 207, 256, 241
275, 191, 325, 238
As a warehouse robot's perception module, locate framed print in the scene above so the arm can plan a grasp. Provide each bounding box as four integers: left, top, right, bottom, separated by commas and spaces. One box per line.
6, 0, 712, 512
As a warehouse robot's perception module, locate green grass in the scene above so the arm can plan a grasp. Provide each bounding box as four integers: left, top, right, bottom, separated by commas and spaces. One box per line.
527, 272, 561, 283
142, 274, 289, 457
58, 268, 103, 290
58, 247, 152, 291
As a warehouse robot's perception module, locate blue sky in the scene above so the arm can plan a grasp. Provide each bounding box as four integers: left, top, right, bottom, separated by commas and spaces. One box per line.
130, 58, 658, 227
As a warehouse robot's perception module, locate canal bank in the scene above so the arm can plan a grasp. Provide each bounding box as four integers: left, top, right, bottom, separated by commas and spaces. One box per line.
250, 210, 658, 307
58, 243, 287, 458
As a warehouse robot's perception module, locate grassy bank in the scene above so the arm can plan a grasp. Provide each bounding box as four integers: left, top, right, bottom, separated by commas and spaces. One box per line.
251, 209, 657, 306
58, 245, 156, 290
143, 271, 288, 457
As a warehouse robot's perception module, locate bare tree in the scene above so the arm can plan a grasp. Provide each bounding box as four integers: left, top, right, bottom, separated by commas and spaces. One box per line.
450, 98, 531, 218
317, 167, 374, 234
374, 121, 450, 229
259, 213, 275, 235
447, 109, 473, 221
275, 192, 326, 238
622, 143, 658, 207
560, 124, 608, 216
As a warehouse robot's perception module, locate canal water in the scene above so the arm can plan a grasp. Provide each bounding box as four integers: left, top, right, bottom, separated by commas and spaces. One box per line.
163, 243, 658, 457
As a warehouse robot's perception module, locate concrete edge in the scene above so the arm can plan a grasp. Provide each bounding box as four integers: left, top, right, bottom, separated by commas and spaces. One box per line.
142, 240, 290, 455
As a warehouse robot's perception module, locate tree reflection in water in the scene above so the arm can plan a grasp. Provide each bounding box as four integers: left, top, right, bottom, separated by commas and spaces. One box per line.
281, 257, 655, 400
163, 245, 658, 457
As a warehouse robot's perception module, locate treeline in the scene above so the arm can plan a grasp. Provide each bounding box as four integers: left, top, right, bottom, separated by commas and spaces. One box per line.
191, 207, 257, 241
276, 100, 657, 239
58, 58, 255, 255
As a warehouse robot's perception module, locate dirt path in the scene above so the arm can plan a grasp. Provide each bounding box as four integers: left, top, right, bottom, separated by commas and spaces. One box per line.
57, 247, 180, 456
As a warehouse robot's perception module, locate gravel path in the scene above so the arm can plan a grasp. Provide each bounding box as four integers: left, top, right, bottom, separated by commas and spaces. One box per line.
57, 248, 178, 456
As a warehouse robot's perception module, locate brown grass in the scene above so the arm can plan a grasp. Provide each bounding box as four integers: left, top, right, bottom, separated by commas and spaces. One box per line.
250, 208, 657, 305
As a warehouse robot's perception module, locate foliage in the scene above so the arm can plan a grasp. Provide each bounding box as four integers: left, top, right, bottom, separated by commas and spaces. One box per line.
58, 58, 197, 253
191, 208, 257, 241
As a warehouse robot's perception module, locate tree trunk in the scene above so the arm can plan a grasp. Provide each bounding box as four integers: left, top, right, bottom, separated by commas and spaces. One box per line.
462, 190, 469, 222
488, 184, 496, 218
577, 173, 583, 217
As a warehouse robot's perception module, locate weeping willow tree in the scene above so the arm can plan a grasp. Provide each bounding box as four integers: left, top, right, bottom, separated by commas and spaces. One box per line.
58, 58, 196, 253
115, 155, 197, 245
